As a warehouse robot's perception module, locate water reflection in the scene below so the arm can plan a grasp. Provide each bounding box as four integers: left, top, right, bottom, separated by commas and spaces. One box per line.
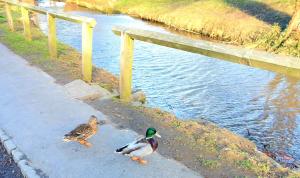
249, 75, 300, 158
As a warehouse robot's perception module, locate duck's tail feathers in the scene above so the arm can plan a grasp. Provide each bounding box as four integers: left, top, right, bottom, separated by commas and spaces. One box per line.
115, 145, 128, 153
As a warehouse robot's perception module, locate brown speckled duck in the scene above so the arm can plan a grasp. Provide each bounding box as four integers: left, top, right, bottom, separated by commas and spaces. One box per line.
115, 128, 161, 165
63, 115, 103, 148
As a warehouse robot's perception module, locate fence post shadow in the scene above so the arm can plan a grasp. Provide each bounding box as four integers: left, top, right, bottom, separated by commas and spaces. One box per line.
224, 0, 292, 29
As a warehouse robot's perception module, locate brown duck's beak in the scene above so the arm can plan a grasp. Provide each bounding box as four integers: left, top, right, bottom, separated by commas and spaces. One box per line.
155, 133, 161, 138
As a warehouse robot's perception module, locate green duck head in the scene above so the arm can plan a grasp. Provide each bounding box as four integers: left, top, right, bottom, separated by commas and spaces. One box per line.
146, 128, 161, 138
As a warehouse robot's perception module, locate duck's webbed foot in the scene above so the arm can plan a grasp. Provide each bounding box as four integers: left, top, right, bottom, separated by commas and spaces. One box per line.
131, 157, 147, 165
78, 140, 92, 148
138, 159, 147, 165
131, 156, 140, 161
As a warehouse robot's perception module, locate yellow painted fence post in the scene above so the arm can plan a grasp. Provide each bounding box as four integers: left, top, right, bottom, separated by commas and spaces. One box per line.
5, 3, 14, 31
47, 13, 57, 59
82, 22, 94, 83
119, 32, 134, 102
21, 6, 31, 40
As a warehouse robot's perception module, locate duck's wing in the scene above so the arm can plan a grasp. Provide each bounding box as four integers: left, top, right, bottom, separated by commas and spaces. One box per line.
115, 136, 147, 154
128, 143, 153, 157
65, 124, 91, 139
133, 136, 146, 144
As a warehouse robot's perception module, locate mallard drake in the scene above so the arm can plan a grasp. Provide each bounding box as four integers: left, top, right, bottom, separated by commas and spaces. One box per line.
63, 115, 104, 148
115, 128, 161, 164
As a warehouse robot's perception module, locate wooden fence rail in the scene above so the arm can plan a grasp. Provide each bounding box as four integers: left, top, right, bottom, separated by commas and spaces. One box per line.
112, 26, 300, 102
0, 0, 96, 82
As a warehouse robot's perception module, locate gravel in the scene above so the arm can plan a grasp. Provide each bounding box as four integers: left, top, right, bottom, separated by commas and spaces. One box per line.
0, 142, 23, 178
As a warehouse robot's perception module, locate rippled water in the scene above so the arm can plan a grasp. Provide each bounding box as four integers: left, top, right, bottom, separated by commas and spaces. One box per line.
37, 1, 300, 160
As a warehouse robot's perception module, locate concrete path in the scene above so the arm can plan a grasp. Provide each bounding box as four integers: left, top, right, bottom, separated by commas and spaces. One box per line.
0, 43, 202, 178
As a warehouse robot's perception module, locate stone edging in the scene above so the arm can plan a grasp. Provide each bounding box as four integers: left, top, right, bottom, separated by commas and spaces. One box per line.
0, 128, 46, 178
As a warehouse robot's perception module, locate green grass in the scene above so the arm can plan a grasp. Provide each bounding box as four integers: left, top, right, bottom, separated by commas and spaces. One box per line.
0, 14, 49, 59
237, 159, 254, 170
198, 157, 220, 169
67, 0, 300, 57
236, 159, 272, 176
3, 28, 49, 59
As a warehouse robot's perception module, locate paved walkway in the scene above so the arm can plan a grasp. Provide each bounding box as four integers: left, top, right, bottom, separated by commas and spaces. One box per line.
0, 43, 202, 178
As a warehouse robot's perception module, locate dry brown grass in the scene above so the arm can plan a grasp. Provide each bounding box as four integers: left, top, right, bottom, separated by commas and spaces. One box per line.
67, 0, 300, 57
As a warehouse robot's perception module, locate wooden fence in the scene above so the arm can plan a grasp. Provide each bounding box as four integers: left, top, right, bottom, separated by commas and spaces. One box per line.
112, 26, 300, 102
1, 0, 96, 82
2, 2, 300, 102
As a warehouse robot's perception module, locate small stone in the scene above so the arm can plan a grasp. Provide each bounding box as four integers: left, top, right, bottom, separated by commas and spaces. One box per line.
0, 131, 10, 142
112, 89, 119, 96
3, 140, 17, 154
18, 160, 40, 178
11, 149, 25, 163
131, 101, 142, 107
132, 91, 146, 104
64, 79, 112, 100
91, 84, 112, 99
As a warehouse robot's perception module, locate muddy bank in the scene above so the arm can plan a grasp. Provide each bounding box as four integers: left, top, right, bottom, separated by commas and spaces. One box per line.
0, 9, 299, 177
